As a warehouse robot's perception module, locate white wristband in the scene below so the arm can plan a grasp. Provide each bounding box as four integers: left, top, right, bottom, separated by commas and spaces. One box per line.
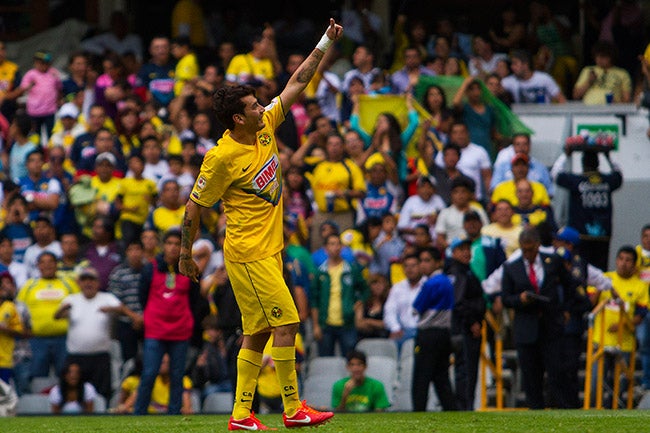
316, 32, 333, 52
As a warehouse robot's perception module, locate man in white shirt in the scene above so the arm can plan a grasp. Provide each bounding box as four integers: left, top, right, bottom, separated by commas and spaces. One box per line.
501, 50, 566, 104
54, 266, 137, 401
435, 122, 492, 202
342, 45, 381, 94
23, 216, 62, 279
383, 254, 426, 352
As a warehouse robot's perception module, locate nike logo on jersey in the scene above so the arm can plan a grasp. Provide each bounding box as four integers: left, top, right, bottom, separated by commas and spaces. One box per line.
242, 163, 252, 172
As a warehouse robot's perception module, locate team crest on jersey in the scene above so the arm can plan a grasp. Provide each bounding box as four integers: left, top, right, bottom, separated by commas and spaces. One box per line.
251, 154, 282, 205
258, 133, 272, 146
196, 176, 207, 190
271, 306, 283, 318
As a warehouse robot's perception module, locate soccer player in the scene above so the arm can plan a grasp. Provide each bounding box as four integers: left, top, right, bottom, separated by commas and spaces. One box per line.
179, 19, 343, 431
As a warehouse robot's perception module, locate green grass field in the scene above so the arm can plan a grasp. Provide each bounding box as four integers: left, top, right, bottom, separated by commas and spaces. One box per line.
4, 410, 650, 433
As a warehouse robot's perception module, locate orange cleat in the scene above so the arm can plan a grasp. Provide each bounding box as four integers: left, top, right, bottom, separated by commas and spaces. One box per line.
283, 400, 334, 428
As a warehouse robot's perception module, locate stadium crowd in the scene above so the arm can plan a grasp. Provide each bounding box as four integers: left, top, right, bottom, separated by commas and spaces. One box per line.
1, 0, 650, 415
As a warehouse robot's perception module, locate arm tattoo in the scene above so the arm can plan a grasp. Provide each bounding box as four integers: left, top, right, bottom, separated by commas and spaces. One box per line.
181, 212, 193, 251
296, 50, 324, 84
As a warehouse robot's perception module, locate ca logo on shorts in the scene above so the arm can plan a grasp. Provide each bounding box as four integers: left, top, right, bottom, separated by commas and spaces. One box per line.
271, 306, 283, 318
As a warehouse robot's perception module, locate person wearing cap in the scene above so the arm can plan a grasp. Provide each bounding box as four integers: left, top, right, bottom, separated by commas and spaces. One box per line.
501, 227, 580, 409
54, 265, 136, 401
491, 152, 550, 210
491, 133, 554, 196
49, 102, 85, 151
551, 226, 610, 408
16, 251, 79, 379
435, 176, 489, 250
85, 148, 123, 237
17, 147, 62, 225
358, 153, 400, 224
551, 145, 623, 271
10, 49, 61, 140
397, 175, 446, 243
445, 236, 486, 410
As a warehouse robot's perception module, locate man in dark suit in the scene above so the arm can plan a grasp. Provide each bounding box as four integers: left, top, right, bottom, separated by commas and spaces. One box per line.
501, 227, 577, 409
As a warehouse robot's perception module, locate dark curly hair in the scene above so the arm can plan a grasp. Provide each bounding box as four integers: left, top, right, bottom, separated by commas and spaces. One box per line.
212, 85, 256, 130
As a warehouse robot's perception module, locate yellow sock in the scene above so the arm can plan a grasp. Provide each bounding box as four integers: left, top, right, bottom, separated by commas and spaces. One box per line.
272, 345, 301, 416
232, 348, 263, 420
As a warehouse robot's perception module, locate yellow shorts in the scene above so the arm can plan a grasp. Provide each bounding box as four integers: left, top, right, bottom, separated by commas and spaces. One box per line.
225, 252, 300, 335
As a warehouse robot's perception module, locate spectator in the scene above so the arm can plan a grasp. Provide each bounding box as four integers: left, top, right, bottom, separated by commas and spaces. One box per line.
171, 36, 199, 97
589, 246, 648, 407
80, 11, 143, 61
482, 200, 523, 258
0, 40, 20, 121
355, 273, 390, 340
501, 50, 566, 104
94, 53, 129, 121
146, 179, 185, 235
391, 46, 435, 95
446, 237, 486, 411
18, 148, 61, 223
13, 50, 62, 139
551, 150, 623, 271
637, 225, 650, 391
0, 270, 24, 389
468, 34, 508, 78
84, 216, 122, 292
332, 349, 390, 412
225, 28, 279, 90
70, 105, 114, 170
384, 254, 425, 351
501, 228, 578, 409
511, 178, 557, 231
0, 195, 33, 265
117, 353, 193, 414
452, 77, 498, 158
136, 37, 175, 108
16, 251, 79, 379
117, 152, 157, 248
0, 234, 28, 289
23, 216, 62, 278
397, 175, 446, 243
60, 52, 88, 104
427, 144, 468, 205
491, 133, 555, 198
54, 266, 137, 401
134, 230, 199, 415
108, 240, 146, 363
141, 135, 170, 182
308, 133, 366, 251
412, 247, 456, 411
49, 103, 85, 152
573, 41, 631, 104
49, 361, 96, 414
435, 176, 489, 249
434, 122, 492, 202
342, 45, 381, 94
552, 226, 610, 408
8, 112, 36, 182
1, 270, 31, 397
56, 232, 89, 282
370, 213, 405, 278
190, 315, 234, 399
311, 234, 369, 357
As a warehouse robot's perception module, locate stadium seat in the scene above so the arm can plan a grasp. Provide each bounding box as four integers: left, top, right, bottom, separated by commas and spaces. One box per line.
392, 338, 415, 411
202, 391, 234, 413
30, 376, 59, 394
302, 356, 347, 410
190, 389, 201, 413
366, 355, 398, 405
16, 394, 51, 415
356, 338, 398, 360
110, 340, 123, 392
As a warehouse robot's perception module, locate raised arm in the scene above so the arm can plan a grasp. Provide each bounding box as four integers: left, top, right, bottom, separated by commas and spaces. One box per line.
279, 18, 343, 112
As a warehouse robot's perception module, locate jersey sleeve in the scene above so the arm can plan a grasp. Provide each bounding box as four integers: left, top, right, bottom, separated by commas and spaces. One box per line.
264, 97, 286, 131
189, 148, 233, 207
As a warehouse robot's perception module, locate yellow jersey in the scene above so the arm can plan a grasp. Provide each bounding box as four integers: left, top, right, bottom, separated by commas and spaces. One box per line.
174, 52, 199, 96
226, 53, 275, 84
491, 179, 550, 207
0, 60, 19, 97
591, 272, 649, 352
149, 206, 185, 234
122, 374, 193, 414
16, 277, 79, 337
309, 159, 366, 213
190, 97, 285, 263
0, 300, 23, 368
636, 245, 650, 284
119, 177, 157, 224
